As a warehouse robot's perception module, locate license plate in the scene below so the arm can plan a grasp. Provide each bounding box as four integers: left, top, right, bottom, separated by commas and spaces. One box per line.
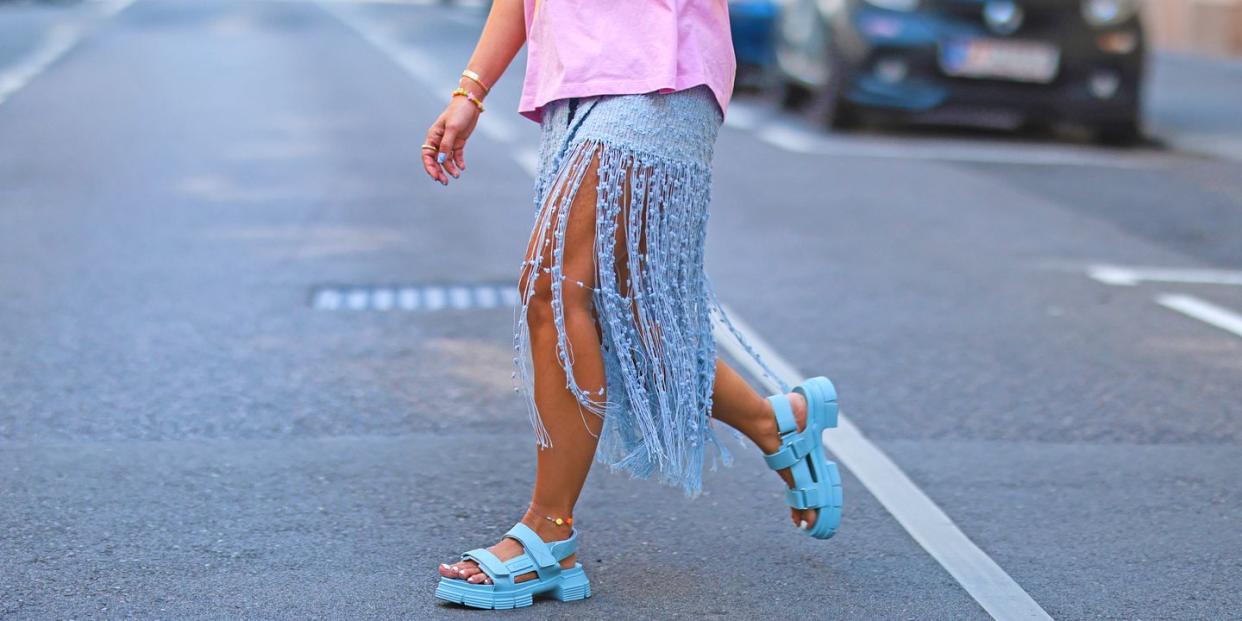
939, 39, 1060, 83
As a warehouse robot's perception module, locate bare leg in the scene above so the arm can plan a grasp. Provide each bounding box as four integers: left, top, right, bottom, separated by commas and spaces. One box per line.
709, 358, 820, 530
441, 151, 606, 585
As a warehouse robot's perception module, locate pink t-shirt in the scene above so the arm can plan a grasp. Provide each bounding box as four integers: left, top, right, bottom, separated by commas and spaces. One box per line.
518, 0, 736, 123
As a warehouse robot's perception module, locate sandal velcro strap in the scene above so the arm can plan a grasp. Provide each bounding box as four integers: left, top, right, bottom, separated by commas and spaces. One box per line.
762, 433, 815, 471
504, 522, 565, 580
461, 548, 512, 585
785, 485, 828, 510
504, 554, 536, 575
766, 394, 798, 435
548, 529, 578, 561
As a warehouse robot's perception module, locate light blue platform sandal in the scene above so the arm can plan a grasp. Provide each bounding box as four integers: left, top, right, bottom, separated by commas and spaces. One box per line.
434, 522, 590, 610
763, 375, 843, 540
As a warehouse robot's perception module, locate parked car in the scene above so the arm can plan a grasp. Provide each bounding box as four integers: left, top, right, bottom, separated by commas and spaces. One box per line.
730, 0, 780, 69
772, 0, 1146, 142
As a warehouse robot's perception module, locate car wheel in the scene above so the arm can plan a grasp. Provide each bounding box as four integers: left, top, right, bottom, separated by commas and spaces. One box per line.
821, 86, 857, 130
1095, 118, 1142, 146
779, 79, 813, 110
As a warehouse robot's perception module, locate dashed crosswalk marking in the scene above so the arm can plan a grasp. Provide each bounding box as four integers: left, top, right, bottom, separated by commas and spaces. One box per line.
311, 284, 518, 311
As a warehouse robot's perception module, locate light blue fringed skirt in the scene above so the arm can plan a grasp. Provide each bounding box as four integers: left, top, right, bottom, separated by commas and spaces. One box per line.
512, 85, 788, 497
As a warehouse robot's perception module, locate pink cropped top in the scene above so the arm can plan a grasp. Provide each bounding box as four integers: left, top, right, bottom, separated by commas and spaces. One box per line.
517, 0, 736, 123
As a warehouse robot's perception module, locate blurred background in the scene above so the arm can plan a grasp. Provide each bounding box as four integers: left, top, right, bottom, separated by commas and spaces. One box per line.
1, 0, 1239, 619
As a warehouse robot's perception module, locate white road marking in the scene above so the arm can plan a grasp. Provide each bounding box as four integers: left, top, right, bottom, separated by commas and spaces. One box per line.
313, 284, 518, 311
371, 287, 395, 310
421, 286, 447, 310
320, 3, 519, 145
331, 9, 1053, 616
710, 305, 1053, 621
514, 148, 540, 177
346, 288, 370, 310
397, 287, 421, 310
312, 288, 343, 310
1156, 294, 1242, 339
473, 285, 499, 309
0, 0, 136, 107
1088, 264, 1242, 287
749, 120, 1157, 169
448, 286, 472, 309
499, 286, 520, 306
722, 100, 765, 131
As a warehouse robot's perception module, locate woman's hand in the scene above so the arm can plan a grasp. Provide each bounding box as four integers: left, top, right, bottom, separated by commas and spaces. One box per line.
423, 97, 481, 186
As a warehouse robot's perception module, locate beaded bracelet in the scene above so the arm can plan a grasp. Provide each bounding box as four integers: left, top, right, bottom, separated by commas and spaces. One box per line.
451, 87, 485, 113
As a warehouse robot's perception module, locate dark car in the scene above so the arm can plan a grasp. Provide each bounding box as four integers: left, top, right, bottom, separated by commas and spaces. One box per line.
773, 0, 1145, 142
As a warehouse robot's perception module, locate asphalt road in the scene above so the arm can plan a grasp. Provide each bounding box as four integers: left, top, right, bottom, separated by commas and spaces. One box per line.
2, 1, 1240, 619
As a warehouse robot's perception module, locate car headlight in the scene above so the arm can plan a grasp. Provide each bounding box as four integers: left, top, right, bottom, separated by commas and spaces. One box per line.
1081, 0, 1139, 27
862, 0, 920, 12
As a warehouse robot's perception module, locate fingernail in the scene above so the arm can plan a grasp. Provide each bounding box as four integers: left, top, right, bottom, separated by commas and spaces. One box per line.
437, 153, 446, 164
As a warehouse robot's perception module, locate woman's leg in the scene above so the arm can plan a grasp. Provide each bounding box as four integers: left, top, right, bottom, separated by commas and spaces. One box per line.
441, 150, 607, 585
708, 358, 820, 530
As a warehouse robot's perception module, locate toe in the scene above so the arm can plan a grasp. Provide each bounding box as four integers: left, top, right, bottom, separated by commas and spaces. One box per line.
804, 508, 819, 531
438, 563, 458, 578
451, 561, 477, 579
468, 572, 491, 584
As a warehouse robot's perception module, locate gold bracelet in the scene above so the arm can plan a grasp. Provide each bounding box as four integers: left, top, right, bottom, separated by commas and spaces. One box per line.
451, 87, 485, 113
461, 69, 490, 95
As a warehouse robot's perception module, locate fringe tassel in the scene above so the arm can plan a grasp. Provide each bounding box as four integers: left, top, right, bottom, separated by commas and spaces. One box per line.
512, 137, 787, 497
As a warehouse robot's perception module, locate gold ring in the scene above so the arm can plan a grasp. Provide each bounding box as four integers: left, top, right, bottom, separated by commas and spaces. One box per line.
420, 143, 436, 151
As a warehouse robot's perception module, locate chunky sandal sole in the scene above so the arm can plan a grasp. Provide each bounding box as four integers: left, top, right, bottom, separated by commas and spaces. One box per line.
796, 376, 843, 540
435, 564, 591, 610
763, 376, 843, 540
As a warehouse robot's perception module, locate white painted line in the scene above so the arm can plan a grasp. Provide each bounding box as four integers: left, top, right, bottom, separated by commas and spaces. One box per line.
1088, 264, 1242, 287
346, 288, 370, 310
319, 2, 519, 145
0, 0, 136, 107
371, 287, 395, 310
756, 123, 820, 154
514, 148, 540, 177
448, 286, 471, 309
397, 287, 421, 310
499, 286, 520, 307
313, 285, 520, 311
312, 288, 343, 310
753, 121, 1154, 168
335, 13, 1050, 617
712, 305, 1053, 621
473, 285, 499, 309
1156, 294, 1242, 339
422, 286, 446, 310
722, 100, 765, 131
